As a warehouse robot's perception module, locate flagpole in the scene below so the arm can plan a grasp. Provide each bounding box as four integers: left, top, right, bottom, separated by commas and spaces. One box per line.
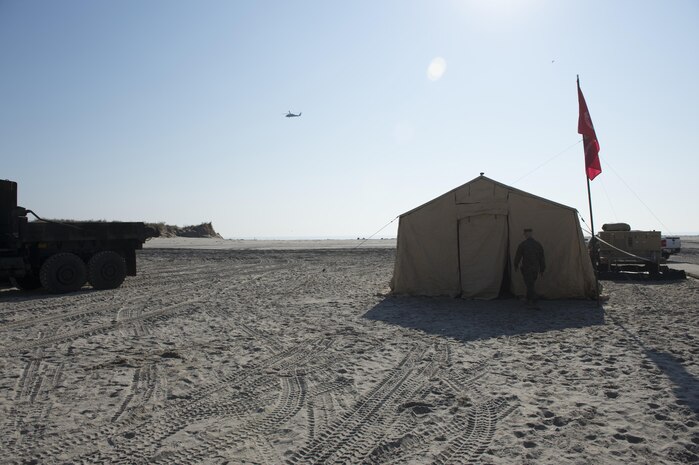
585, 164, 595, 241
578, 74, 600, 303
587, 153, 601, 305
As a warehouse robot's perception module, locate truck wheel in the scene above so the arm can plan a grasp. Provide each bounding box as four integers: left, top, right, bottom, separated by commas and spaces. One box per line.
88, 251, 126, 290
16, 274, 42, 291
40, 253, 87, 293
646, 262, 660, 276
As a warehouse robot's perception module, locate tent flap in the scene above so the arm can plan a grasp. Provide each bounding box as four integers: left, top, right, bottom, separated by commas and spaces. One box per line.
458, 214, 508, 299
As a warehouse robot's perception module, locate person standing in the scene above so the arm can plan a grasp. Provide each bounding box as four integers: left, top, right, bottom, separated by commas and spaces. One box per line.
514, 228, 545, 308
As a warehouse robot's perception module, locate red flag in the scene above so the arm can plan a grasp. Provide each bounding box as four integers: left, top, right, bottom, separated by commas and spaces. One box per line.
577, 79, 602, 180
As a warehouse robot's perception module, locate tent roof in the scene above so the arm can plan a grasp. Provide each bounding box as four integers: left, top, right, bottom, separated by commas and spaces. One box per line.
399, 175, 579, 218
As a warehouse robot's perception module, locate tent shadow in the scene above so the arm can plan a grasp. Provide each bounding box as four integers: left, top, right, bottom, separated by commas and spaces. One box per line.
363, 295, 605, 343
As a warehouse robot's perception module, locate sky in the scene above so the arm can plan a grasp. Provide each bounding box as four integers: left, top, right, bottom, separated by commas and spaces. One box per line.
2, 0, 698, 238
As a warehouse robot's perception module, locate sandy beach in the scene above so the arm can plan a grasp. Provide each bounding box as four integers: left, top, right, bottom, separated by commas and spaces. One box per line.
1, 240, 698, 464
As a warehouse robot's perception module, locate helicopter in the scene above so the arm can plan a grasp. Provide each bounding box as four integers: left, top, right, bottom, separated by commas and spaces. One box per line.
285, 111, 302, 118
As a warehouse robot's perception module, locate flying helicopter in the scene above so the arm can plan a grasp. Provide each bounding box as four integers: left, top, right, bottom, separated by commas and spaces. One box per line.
285, 111, 302, 118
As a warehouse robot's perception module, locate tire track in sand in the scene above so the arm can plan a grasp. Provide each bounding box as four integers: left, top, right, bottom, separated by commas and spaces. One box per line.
42, 337, 333, 464
287, 347, 425, 465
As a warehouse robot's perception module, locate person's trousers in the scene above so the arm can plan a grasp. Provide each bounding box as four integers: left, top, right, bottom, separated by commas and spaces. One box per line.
522, 270, 538, 302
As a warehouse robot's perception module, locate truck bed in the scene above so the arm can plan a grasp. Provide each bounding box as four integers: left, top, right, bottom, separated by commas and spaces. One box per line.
20, 221, 153, 243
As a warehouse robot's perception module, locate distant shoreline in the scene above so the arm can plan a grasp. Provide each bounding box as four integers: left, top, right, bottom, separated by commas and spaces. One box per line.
144, 237, 398, 250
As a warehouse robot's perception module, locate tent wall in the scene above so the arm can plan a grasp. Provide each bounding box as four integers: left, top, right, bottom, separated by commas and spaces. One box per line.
392, 194, 460, 296
507, 193, 596, 299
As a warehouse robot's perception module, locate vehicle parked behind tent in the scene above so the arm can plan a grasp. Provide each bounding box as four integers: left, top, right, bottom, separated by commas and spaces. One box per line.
661, 236, 682, 259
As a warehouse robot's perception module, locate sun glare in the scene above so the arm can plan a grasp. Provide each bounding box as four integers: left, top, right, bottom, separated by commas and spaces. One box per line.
427, 57, 447, 81
452, 0, 543, 24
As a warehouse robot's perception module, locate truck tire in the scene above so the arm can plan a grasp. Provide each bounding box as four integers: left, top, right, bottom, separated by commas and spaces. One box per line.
40, 253, 87, 293
88, 251, 126, 290
645, 262, 660, 276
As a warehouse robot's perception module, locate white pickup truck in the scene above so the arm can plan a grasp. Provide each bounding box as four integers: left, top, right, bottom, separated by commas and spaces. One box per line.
661, 236, 681, 258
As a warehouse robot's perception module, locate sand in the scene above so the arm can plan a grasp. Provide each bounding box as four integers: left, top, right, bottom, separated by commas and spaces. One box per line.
1, 240, 698, 464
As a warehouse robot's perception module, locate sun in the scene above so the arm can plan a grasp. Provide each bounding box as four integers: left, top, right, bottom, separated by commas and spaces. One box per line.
427, 57, 447, 81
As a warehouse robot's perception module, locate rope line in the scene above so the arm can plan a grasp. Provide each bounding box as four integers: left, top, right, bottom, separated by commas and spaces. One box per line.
595, 235, 656, 264
349, 216, 399, 251
578, 213, 656, 264
598, 176, 619, 223
578, 215, 593, 236
601, 159, 673, 234
26, 210, 85, 231
268, 215, 399, 299
510, 139, 582, 185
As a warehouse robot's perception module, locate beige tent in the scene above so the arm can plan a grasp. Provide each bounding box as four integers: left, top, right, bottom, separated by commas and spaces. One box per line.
391, 175, 596, 299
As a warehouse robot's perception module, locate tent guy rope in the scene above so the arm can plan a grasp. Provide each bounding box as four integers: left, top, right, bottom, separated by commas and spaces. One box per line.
510, 139, 582, 185
350, 216, 399, 251
600, 158, 674, 235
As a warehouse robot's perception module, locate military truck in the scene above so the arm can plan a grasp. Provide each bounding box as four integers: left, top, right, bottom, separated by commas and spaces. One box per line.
0, 179, 158, 293
594, 223, 662, 273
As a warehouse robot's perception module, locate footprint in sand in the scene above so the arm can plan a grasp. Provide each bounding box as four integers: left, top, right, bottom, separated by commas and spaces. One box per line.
613, 432, 645, 444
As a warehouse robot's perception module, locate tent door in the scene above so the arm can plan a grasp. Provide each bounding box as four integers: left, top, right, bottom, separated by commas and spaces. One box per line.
458, 214, 508, 299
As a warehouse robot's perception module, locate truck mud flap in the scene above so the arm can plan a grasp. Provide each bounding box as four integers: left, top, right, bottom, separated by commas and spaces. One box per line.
0, 257, 27, 277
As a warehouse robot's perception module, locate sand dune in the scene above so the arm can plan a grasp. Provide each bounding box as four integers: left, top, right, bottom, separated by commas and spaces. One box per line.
0, 246, 697, 463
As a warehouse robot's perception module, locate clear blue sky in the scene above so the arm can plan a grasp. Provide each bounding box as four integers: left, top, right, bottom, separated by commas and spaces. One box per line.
2, 0, 698, 238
